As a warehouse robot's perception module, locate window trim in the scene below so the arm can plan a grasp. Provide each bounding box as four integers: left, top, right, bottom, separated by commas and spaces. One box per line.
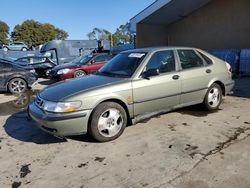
140, 49, 178, 78
196, 50, 214, 67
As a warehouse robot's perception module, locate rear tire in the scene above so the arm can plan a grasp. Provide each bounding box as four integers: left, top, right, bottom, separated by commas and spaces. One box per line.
21, 47, 27, 51
88, 102, 127, 142
202, 83, 222, 111
74, 70, 86, 78
8, 78, 28, 94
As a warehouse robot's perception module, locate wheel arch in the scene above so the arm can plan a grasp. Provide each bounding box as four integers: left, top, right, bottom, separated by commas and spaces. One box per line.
207, 78, 226, 96
212, 81, 226, 96
73, 69, 87, 78
6, 76, 28, 91
87, 98, 132, 132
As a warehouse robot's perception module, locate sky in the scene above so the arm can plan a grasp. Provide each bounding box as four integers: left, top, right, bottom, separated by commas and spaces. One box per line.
0, 0, 154, 39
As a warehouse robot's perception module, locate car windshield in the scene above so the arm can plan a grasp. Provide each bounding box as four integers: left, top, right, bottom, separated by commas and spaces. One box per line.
72, 54, 93, 65
16, 57, 46, 64
96, 52, 147, 78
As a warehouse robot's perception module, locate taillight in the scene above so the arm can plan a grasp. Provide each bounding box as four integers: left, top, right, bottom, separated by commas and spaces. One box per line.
225, 62, 232, 76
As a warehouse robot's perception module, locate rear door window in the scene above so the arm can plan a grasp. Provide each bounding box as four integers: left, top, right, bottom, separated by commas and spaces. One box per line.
177, 50, 204, 70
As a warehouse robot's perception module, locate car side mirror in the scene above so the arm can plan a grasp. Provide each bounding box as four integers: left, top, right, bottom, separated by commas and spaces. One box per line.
89, 60, 95, 64
141, 68, 160, 79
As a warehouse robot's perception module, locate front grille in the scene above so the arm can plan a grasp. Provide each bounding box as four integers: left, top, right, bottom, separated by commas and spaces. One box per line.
35, 96, 45, 109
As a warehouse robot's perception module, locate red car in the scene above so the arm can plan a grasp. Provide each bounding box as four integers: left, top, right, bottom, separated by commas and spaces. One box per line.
48, 53, 113, 80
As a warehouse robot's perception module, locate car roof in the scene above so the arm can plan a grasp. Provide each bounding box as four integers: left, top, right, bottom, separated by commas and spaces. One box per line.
122, 46, 199, 54
92, 53, 111, 55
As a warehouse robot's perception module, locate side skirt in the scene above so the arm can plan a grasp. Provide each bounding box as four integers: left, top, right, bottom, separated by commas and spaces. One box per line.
131, 99, 203, 125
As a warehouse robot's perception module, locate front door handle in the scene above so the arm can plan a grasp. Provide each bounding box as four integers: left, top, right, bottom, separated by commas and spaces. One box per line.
172, 75, 180, 80
206, 69, 212, 74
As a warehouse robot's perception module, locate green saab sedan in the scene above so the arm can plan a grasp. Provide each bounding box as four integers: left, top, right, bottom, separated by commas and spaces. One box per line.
28, 47, 234, 142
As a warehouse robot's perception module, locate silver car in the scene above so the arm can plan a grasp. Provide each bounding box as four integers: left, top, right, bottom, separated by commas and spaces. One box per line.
3, 42, 28, 51
29, 47, 234, 142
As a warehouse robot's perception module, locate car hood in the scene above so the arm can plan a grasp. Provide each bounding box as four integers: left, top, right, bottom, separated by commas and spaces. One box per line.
12, 63, 33, 70
52, 62, 80, 70
39, 74, 126, 101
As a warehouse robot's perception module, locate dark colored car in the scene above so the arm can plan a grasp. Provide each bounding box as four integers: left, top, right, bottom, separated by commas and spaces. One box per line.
14, 56, 57, 78
48, 53, 113, 81
0, 59, 37, 94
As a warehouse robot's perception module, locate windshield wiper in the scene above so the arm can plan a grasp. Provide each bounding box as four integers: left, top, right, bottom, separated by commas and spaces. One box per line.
96, 71, 129, 78
96, 71, 112, 76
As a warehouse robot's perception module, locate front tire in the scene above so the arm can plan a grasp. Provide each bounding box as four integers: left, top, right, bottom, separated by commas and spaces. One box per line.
8, 78, 28, 94
89, 102, 127, 142
21, 47, 27, 51
203, 83, 222, 111
74, 70, 86, 78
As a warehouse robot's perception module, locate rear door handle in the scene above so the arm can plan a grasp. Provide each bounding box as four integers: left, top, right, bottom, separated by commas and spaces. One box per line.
206, 69, 212, 74
172, 75, 180, 80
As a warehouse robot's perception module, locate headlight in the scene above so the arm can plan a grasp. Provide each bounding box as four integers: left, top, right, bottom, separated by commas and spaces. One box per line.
57, 68, 70, 75
46, 69, 51, 75
43, 101, 82, 113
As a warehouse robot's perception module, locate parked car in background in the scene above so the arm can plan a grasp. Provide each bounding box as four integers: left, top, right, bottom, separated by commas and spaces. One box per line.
48, 53, 113, 80
40, 40, 111, 65
3, 42, 29, 52
0, 59, 37, 94
14, 56, 57, 78
29, 47, 234, 142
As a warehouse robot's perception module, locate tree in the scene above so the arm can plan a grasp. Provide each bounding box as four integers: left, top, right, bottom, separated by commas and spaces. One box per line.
87, 23, 134, 46
87, 28, 111, 41
0, 20, 9, 44
55, 28, 68, 40
11, 20, 68, 46
112, 22, 134, 45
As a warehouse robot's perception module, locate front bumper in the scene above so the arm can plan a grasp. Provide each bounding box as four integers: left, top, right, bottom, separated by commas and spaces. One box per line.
48, 73, 61, 81
28, 101, 92, 136
27, 75, 38, 88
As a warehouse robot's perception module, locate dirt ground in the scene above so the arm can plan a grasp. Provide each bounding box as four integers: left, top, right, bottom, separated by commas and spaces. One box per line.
0, 78, 250, 188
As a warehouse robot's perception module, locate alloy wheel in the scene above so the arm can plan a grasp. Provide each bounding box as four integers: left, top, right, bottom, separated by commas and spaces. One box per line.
207, 87, 221, 108
9, 78, 27, 93
97, 108, 123, 137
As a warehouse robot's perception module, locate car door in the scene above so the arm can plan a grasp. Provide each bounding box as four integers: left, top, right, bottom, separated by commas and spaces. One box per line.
88, 54, 109, 73
132, 50, 181, 116
15, 43, 23, 50
0, 62, 6, 89
177, 49, 213, 105
0, 62, 13, 89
